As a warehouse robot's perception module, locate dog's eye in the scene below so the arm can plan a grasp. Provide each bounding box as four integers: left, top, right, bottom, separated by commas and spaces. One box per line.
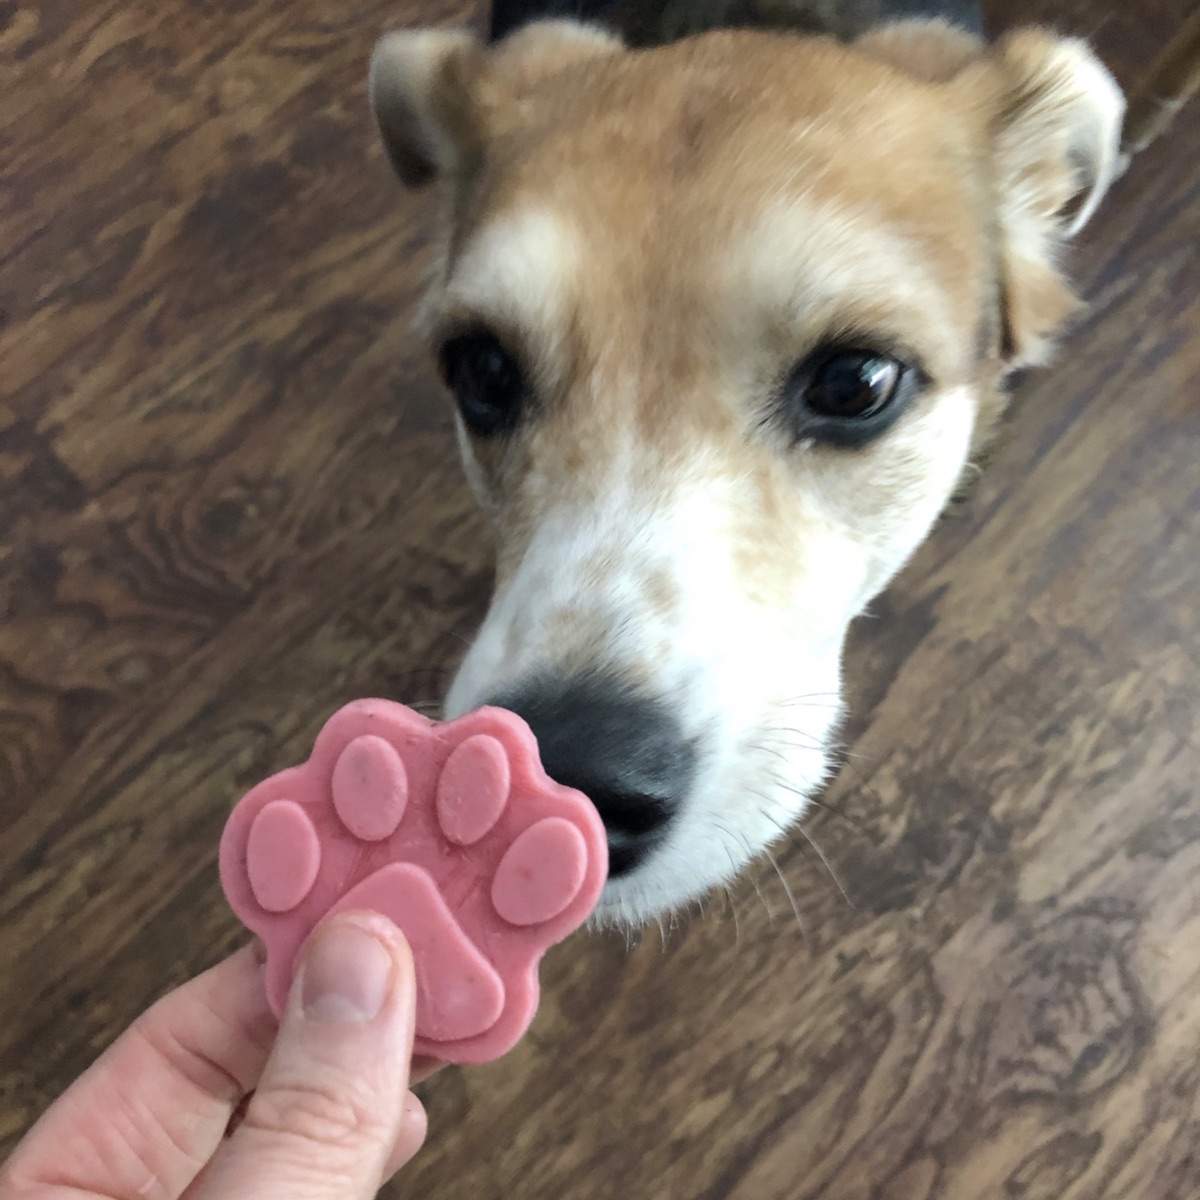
782, 347, 916, 446
438, 330, 524, 436
807, 352, 901, 419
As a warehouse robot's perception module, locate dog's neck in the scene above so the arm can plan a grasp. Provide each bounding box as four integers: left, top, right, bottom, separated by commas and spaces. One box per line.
489, 0, 983, 47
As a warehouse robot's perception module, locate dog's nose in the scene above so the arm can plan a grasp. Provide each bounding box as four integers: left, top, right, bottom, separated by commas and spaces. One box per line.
492, 676, 697, 877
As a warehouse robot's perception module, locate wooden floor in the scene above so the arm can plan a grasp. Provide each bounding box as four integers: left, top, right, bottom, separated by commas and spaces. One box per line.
2, 1, 1198, 1196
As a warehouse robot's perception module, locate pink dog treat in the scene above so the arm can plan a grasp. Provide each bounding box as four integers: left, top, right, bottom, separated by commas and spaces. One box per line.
219, 700, 607, 1065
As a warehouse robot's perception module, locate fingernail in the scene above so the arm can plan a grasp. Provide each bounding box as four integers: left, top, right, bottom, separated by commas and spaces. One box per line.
302, 920, 393, 1023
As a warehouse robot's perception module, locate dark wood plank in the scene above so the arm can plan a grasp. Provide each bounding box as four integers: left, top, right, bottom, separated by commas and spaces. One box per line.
2, 1, 1198, 1198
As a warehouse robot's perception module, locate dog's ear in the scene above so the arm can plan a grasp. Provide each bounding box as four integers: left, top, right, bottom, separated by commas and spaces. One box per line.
969, 30, 1125, 366
370, 30, 484, 187
370, 22, 622, 188
855, 18, 984, 82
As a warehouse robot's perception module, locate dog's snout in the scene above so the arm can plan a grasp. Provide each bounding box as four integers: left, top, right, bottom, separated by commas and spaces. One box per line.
494, 676, 697, 877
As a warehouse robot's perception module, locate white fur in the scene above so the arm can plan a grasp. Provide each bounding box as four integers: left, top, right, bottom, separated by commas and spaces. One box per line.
437, 179, 984, 927
439, 189, 981, 924
445, 457, 837, 921
374, 21, 1119, 927
445, 209, 580, 357
445, 377, 975, 923
729, 199, 953, 337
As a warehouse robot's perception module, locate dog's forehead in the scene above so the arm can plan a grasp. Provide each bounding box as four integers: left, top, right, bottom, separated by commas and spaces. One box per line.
448, 34, 988, 363
488, 37, 977, 229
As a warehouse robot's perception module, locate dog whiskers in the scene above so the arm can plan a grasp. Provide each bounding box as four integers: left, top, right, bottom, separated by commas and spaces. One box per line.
723, 885, 742, 944
756, 726, 826, 751
762, 843, 807, 943
729, 821, 777, 927
763, 725, 874, 767
716, 819, 774, 928
749, 873, 773, 926
745, 744, 871, 843
749, 740, 791, 765
757, 802, 857, 911
797, 823, 857, 911
762, 769, 875, 841
714, 819, 742, 879
713, 823, 748, 943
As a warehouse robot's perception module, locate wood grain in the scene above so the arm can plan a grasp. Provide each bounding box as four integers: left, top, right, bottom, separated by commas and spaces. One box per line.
2, 2, 1198, 1197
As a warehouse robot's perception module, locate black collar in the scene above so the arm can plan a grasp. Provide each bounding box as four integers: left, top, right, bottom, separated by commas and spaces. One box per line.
489, 0, 983, 47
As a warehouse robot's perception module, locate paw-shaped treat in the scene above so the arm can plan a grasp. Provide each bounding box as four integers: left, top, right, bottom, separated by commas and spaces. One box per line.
219, 700, 607, 1065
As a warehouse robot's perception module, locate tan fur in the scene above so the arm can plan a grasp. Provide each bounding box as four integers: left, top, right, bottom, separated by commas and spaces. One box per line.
368, 17, 1124, 919
370, 15, 1124, 641
855, 16, 983, 80
375, 21, 1119, 459
433, 30, 983, 612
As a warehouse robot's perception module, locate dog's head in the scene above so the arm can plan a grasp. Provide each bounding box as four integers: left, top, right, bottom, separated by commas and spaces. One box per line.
370, 18, 1122, 923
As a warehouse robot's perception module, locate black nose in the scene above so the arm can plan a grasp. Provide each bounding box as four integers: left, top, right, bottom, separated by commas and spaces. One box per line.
493, 675, 697, 877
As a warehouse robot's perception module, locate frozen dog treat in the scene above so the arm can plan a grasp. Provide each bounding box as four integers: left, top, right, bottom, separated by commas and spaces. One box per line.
220, 699, 607, 1064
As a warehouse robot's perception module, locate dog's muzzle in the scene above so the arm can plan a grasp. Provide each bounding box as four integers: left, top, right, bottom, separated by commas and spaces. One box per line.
492, 673, 698, 876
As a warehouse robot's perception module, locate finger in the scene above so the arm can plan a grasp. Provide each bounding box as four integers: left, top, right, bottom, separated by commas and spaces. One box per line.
186, 1090, 426, 1197
0, 945, 276, 1200
189, 912, 418, 1200
382, 1092, 428, 1179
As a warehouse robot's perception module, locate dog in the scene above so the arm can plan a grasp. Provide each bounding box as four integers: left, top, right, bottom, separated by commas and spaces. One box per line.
367, 0, 1124, 925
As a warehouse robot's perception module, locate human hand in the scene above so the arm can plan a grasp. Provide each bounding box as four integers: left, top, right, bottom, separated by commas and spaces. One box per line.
1, 913, 430, 1199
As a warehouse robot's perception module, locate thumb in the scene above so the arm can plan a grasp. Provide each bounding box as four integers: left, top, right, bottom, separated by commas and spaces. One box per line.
191, 913, 420, 1200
